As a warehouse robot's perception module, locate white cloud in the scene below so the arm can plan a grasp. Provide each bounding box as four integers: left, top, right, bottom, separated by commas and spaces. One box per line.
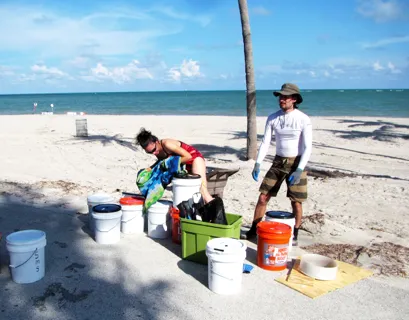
167, 68, 181, 82
362, 35, 409, 49
14, 64, 71, 83
328, 64, 345, 74
387, 61, 402, 73
258, 58, 405, 82
67, 56, 92, 69
0, 5, 183, 58
17, 74, 37, 82
373, 61, 384, 71
252, 6, 271, 16
356, 0, 402, 23
149, 6, 211, 27
31, 64, 67, 77
86, 60, 153, 83
0, 65, 15, 77
180, 59, 201, 77
260, 65, 284, 73
167, 59, 202, 83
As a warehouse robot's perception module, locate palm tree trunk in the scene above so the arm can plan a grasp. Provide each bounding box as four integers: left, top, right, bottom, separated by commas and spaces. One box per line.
238, 0, 257, 160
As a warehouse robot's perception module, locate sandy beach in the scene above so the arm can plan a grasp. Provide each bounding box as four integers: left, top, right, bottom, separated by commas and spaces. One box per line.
1, 114, 409, 319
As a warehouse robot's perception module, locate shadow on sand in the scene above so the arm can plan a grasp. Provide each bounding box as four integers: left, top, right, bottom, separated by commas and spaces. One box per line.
0, 182, 194, 320
318, 119, 409, 142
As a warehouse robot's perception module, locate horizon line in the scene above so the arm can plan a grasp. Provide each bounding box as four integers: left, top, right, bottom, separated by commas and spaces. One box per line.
0, 88, 407, 96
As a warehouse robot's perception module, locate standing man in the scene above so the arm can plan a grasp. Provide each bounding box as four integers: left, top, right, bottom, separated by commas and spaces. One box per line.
242, 83, 312, 245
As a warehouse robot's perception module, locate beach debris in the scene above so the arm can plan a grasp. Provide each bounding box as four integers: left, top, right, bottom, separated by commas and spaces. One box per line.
34, 180, 84, 193
301, 242, 409, 278
54, 241, 68, 248
64, 263, 85, 273
308, 168, 357, 179
32, 283, 93, 311
300, 213, 325, 234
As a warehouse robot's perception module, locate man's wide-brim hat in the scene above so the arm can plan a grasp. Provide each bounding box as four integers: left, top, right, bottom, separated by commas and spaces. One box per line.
273, 83, 303, 104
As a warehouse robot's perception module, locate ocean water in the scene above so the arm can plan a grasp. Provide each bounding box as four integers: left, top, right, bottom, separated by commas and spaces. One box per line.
0, 89, 408, 117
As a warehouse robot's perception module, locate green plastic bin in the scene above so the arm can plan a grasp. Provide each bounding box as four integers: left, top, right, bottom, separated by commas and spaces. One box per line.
181, 213, 242, 264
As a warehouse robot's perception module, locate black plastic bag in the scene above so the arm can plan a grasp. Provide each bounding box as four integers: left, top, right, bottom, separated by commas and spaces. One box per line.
177, 198, 196, 220
198, 197, 228, 225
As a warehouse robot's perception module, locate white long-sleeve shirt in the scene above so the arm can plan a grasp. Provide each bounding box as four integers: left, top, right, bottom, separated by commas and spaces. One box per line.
255, 109, 312, 170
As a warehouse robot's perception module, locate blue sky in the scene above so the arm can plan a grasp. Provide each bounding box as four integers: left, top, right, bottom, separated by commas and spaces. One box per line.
0, 0, 408, 93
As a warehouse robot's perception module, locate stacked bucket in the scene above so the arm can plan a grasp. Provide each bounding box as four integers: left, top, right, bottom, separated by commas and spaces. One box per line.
87, 193, 174, 244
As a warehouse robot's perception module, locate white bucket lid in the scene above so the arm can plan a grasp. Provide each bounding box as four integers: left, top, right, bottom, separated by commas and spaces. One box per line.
87, 193, 114, 203
206, 238, 246, 255
150, 200, 173, 209
6, 230, 46, 246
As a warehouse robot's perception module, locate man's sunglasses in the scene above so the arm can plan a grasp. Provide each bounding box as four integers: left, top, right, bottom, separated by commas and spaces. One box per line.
279, 95, 293, 100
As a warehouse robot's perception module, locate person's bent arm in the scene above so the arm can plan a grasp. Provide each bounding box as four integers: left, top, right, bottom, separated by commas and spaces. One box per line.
297, 120, 312, 170
162, 139, 192, 164
255, 117, 273, 165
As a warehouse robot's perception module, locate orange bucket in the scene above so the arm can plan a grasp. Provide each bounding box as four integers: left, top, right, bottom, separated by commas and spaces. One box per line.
171, 207, 181, 244
257, 221, 292, 271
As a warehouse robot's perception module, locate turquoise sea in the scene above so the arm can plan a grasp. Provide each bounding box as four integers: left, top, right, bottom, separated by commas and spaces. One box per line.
0, 89, 408, 117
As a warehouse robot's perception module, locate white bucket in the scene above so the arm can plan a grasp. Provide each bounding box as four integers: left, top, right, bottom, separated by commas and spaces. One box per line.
265, 211, 296, 251
87, 193, 115, 233
6, 230, 47, 284
92, 204, 122, 244
147, 200, 172, 239
206, 238, 247, 295
119, 197, 144, 234
172, 175, 202, 207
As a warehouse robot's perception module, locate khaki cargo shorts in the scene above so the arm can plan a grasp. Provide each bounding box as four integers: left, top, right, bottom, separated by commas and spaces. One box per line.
259, 155, 308, 202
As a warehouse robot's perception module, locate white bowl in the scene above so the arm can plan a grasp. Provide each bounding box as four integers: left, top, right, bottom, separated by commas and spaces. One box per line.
299, 254, 338, 280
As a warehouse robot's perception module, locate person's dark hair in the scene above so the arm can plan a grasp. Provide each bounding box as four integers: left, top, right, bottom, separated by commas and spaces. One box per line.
292, 94, 300, 109
135, 128, 158, 148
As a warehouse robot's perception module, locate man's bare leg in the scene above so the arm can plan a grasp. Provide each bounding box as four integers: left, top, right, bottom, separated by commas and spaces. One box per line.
291, 201, 303, 245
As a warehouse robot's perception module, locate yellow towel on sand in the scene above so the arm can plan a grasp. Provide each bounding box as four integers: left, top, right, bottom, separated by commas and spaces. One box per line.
275, 258, 373, 299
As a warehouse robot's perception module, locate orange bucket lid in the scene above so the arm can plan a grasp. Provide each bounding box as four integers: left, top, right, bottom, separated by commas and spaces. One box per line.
119, 196, 144, 205
257, 221, 291, 235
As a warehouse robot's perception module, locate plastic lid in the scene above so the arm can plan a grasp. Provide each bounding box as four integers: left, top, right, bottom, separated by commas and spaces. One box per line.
206, 238, 246, 255
174, 173, 201, 179
150, 200, 173, 209
257, 221, 292, 234
87, 193, 114, 202
93, 204, 121, 213
266, 211, 295, 220
6, 230, 46, 245
119, 197, 144, 205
